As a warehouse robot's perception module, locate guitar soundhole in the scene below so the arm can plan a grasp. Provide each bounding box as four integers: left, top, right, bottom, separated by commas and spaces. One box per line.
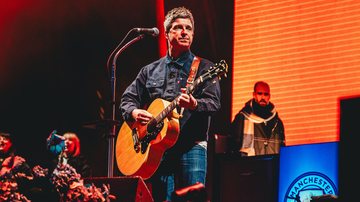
140, 121, 164, 154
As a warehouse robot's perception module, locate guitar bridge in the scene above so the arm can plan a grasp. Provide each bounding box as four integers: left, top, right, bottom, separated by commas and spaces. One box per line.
140, 121, 164, 154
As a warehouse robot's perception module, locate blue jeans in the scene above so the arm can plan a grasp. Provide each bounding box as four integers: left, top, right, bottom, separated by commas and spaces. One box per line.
150, 144, 207, 201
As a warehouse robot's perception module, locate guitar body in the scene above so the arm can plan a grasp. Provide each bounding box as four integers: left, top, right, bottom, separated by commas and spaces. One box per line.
116, 98, 180, 179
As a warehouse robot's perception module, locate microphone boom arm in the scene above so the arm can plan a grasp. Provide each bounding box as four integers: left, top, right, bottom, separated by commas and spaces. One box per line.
108, 34, 145, 177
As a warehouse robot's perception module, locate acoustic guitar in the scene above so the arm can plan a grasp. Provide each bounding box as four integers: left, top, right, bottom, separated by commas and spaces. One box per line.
116, 60, 228, 179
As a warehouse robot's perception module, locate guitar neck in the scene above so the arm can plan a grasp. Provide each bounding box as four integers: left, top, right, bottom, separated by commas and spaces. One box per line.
147, 98, 178, 132
157, 99, 178, 123
151, 76, 203, 124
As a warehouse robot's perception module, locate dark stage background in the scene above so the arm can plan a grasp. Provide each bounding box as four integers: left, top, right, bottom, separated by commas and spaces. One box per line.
0, 0, 233, 179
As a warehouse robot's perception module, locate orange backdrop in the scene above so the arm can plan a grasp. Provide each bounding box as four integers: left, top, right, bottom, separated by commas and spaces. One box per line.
232, 0, 360, 146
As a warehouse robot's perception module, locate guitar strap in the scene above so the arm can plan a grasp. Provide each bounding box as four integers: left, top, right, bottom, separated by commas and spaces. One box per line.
186, 56, 201, 87
179, 56, 201, 118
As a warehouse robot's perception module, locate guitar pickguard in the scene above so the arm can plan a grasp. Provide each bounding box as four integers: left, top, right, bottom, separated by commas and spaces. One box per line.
135, 121, 164, 154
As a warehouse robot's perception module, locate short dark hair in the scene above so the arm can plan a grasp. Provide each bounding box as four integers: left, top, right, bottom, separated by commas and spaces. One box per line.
164, 7, 194, 33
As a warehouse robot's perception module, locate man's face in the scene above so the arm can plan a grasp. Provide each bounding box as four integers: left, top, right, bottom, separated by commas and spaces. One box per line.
0, 136, 12, 154
166, 18, 194, 52
253, 83, 271, 107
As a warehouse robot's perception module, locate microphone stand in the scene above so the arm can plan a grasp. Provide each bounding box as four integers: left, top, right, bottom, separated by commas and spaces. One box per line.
108, 34, 145, 177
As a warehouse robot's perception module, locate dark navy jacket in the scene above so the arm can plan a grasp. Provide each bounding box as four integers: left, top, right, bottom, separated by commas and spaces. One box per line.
120, 51, 221, 151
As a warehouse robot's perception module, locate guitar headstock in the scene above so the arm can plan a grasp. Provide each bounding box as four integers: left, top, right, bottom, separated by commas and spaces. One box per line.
187, 60, 229, 94
207, 60, 228, 81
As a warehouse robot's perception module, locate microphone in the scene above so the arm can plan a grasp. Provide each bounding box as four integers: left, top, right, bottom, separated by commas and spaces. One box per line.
133, 27, 159, 37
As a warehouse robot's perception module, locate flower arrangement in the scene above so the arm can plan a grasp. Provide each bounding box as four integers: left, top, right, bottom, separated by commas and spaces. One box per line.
0, 156, 33, 202
50, 163, 111, 202
1, 155, 113, 202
